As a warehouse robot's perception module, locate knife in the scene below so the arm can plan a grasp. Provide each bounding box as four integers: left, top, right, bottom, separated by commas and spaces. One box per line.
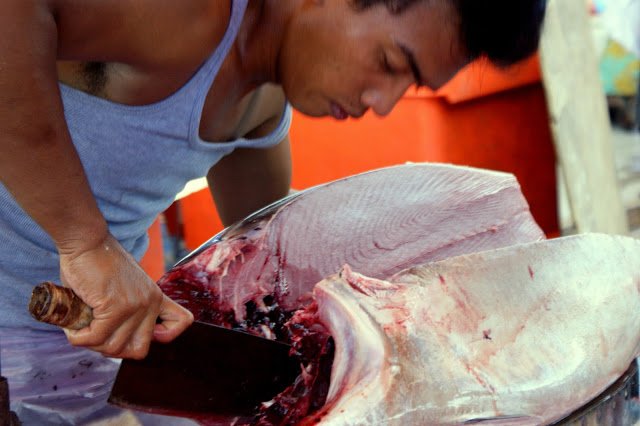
28, 282, 300, 417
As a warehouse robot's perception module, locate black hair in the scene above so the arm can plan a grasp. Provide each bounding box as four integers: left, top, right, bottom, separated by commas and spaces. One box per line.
351, 0, 547, 67
82, 62, 108, 95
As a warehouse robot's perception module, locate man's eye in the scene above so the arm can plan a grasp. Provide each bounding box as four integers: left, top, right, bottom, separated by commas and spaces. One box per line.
382, 55, 395, 74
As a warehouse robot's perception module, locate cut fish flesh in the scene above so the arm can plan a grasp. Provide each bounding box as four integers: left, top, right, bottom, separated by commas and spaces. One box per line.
303, 234, 640, 425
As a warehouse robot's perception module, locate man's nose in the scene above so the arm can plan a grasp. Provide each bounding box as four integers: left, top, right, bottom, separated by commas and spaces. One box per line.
360, 79, 412, 117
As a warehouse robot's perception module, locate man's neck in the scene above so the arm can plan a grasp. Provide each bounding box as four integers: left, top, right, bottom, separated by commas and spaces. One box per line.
232, 0, 292, 91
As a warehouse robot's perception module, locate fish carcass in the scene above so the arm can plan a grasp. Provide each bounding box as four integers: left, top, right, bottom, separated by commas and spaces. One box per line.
156, 163, 640, 425
157, 163, 548, 424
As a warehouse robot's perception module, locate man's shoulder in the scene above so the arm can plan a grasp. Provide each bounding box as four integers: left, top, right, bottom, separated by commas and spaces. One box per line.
52, 0, 232, 69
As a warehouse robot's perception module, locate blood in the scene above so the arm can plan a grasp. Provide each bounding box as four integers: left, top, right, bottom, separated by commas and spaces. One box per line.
242, 297, 293, 341
161, 278, 236, 327
159, 264, 334, 425
252, 303, 334, 426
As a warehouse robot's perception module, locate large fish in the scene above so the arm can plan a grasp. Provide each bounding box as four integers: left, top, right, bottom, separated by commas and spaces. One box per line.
159, 165, 640, 424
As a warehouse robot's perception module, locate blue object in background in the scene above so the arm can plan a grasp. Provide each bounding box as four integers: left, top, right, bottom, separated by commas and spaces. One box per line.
600, 39, 640, 96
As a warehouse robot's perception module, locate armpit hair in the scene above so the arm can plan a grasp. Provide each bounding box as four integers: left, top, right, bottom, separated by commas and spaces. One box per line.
82, 62, 108, 95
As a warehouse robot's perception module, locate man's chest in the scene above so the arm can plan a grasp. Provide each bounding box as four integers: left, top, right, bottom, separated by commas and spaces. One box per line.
56, 59, 282, 143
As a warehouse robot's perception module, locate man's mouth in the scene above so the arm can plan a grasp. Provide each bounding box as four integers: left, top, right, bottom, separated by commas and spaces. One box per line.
330, 102, 349, 120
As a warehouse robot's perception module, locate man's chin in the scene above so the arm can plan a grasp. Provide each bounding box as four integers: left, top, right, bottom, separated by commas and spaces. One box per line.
290, 103, 328, 119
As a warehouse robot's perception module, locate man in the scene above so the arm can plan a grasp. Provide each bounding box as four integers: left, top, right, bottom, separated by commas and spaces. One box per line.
0, 0, 546, 423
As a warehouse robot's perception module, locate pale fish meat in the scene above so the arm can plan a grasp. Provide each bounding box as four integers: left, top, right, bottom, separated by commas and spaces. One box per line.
301, 233, 640, 425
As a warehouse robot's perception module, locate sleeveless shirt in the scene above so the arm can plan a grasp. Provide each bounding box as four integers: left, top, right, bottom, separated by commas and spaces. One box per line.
0, 0, 292, 329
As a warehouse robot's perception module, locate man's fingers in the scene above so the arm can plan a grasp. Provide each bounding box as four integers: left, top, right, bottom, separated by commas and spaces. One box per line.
153, 295, 194, 343
65, 320, 112, 347
126, 310, 161, 357
62, 287, 191, 356
66, 314, 154, 359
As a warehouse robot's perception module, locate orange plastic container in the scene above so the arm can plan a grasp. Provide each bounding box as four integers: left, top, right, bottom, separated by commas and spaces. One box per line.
289, 54, 558, 236
139, 216, 166, 281
173, 53, 557, 258
180, 188, 224, 251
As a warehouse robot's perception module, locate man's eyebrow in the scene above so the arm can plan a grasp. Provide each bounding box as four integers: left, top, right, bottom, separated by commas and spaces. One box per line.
398, 43, 425, 88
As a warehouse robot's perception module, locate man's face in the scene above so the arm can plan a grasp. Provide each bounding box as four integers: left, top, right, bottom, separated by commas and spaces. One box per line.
278, 0, 470, 120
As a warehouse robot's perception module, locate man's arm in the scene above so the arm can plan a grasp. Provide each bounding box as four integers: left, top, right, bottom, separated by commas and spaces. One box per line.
0, 0, 107, 252
208, 135, 292, 227
207, 84, 293, 226
0, 0, 192, 358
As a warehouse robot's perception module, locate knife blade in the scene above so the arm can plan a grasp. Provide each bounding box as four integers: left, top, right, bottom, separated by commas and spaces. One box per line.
108, 321, 300, 417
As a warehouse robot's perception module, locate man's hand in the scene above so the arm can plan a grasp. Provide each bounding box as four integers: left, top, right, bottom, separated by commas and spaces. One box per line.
59, 233, 193, 359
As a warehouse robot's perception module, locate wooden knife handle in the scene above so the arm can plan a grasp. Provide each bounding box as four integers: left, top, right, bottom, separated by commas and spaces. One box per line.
28, 282, 93, 330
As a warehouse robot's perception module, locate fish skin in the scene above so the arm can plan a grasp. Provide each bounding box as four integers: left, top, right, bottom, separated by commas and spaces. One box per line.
160, 163, 545, 318
308, 234, 640, 425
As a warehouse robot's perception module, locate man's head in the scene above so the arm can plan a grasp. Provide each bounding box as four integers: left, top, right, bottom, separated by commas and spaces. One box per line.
351, 0, 547, 67
276, 0, 546, 119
